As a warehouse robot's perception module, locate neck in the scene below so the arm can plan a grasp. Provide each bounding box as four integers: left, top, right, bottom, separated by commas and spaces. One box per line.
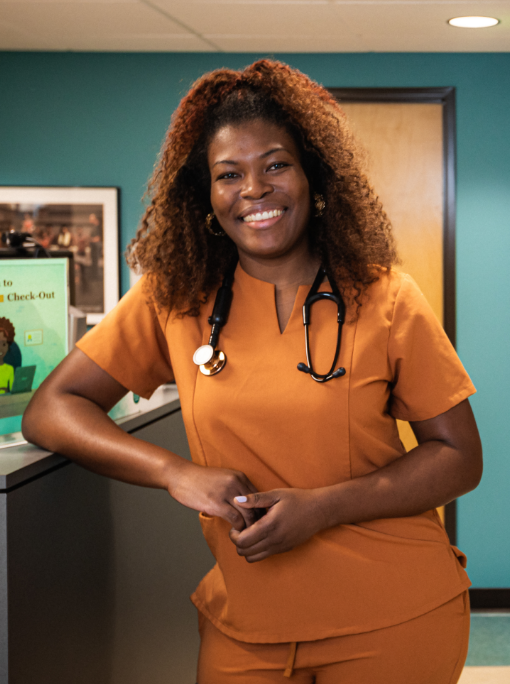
237, 245, 320, 291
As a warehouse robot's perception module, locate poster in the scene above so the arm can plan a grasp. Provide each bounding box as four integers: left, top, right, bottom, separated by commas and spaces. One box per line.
0, 258, 68, 437
0, 186, 119, 324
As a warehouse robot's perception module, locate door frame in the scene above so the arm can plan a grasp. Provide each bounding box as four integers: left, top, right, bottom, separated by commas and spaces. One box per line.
328, 87, 458, 543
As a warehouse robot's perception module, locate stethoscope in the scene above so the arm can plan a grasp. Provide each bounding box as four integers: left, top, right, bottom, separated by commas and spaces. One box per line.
192, 264, 346, 383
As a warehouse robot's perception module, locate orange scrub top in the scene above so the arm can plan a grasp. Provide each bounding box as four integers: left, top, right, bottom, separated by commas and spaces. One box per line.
77, 265, 475, 644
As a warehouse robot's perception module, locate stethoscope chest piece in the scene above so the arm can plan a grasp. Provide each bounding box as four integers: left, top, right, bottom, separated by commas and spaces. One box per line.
192, 267, 236, 377
193, 344, 215, 366
193, 344, 227, 376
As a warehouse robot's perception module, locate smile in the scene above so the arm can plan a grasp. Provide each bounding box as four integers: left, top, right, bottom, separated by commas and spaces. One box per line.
242, 209, 284, 223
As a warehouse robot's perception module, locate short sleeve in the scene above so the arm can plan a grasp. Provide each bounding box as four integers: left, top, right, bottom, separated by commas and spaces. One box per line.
388, 274, 475, 422
76, 277, 174, 399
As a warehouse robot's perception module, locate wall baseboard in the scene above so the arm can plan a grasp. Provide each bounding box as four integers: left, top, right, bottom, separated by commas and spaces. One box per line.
469, 588, 510, 609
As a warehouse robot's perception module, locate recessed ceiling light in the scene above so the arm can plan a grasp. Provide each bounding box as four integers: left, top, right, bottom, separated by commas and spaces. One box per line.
448, 16, 499, 28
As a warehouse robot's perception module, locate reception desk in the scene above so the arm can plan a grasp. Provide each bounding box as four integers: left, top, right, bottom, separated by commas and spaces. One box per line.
0, 388, 214, 684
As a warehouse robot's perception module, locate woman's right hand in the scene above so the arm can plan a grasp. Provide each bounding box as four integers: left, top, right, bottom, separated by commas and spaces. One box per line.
167, 461, 260, 531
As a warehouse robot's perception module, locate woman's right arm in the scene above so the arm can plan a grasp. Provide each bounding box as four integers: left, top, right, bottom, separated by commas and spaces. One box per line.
22, 348, 258, 530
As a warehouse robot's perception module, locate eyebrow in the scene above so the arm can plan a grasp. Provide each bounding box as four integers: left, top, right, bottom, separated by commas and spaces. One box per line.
213, 146, 289, 168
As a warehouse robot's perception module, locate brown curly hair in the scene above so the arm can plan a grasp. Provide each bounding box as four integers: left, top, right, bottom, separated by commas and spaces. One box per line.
127, 59, 397, 316
0, 317, 15, 346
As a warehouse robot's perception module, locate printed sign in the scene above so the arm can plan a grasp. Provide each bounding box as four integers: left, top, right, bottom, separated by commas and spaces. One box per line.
0, 258, 68, 435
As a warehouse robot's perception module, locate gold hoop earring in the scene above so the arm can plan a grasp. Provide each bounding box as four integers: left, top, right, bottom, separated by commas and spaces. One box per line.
314, 193, 326, 218
205, 212, 226, 237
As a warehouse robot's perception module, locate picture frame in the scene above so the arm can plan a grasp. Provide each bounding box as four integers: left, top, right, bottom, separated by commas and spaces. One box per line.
0, 186, 120, 325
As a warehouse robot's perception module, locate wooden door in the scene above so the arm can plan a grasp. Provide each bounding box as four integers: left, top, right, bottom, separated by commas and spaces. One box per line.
341, 102, 444, 451
336, 99, 448, 522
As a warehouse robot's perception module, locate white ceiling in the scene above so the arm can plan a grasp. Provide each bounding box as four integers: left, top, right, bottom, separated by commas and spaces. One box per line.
0, 0, 509, 52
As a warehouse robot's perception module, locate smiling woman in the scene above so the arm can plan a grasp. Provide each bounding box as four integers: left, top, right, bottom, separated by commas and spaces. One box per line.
23, 59, 482, 684
207, 119, 315, 330
208, 120, 310, 246
126, 60, 397, 319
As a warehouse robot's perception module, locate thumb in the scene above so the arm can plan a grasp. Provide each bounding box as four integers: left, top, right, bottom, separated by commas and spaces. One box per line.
234, 491, 280, 509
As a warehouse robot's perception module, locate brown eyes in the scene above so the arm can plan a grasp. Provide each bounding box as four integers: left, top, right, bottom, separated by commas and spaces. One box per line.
269, 162, 289, 171
217, 172, 239, 180
216, 162, 289, 181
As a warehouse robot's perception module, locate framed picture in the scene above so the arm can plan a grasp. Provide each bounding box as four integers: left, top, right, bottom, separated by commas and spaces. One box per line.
0, 186, 119, 325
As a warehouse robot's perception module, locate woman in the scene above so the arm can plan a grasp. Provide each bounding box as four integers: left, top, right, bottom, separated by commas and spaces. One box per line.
23, 60, 482, 683
0, 317, 16, 393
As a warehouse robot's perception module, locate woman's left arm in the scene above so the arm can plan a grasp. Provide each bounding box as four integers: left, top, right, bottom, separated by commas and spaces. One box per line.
231, 398, 482, 563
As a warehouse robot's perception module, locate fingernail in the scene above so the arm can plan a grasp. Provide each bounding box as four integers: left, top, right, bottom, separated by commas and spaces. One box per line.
235, 496, 248, 503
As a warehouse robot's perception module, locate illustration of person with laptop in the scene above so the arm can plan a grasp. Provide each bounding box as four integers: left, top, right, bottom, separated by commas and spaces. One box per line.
0, 317, 36, 395
0, 317, 15, 394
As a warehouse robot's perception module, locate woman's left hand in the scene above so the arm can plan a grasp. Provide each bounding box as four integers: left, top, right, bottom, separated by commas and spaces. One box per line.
229, 489, 328, 563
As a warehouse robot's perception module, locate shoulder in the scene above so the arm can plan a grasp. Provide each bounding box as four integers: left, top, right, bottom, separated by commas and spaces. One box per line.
118, 275, 170, 323
80, 275, 168, 347
367, 268, 416, 297
358, 268, 416, 317
353, 269, 436, 338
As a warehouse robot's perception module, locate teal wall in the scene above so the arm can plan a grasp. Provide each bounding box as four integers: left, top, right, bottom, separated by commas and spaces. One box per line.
1, 52, 509, 587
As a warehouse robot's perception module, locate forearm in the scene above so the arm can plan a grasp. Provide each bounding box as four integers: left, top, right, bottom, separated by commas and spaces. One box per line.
22, 349, 260, 531
23, 389, 260, 530
317, 438, 482, 529
22, 392, 187, 490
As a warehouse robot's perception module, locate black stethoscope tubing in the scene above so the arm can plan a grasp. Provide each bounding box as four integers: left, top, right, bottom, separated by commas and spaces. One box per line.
193, 263, 346, 383
207, 267, 236, 348
297, 266, 346, 383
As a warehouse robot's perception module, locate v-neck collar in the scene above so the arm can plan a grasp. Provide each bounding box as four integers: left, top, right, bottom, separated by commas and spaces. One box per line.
233, 262, 329, 336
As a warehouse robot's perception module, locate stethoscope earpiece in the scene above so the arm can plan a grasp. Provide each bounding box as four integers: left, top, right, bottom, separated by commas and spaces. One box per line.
297, 363, 345, 380
331, 367, 346, 379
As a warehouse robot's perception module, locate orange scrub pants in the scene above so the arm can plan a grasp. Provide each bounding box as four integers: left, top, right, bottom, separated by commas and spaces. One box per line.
197, 591, 469, 684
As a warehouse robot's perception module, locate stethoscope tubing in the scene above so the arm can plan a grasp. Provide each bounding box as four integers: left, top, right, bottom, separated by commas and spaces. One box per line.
194, 262, 346, 383
304, 312, 343, 382
301, 268, 346, 382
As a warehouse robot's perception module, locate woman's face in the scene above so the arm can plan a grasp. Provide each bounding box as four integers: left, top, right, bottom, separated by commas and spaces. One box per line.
207, 119, 311, 262
0, 333, 8, 362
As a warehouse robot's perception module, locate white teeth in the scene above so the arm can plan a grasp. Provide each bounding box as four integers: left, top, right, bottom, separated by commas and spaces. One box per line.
243, 209, 283, 223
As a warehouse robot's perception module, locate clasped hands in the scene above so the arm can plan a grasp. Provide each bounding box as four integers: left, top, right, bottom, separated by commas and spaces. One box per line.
167, 462, 331, 563
230, 488, 330, 563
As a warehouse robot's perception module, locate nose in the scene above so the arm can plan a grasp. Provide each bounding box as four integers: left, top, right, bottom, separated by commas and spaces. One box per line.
240, 171, 272, 200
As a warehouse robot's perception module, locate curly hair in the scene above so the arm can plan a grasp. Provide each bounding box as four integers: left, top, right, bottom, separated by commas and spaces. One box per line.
127, 59, 397, 316
0, 317, 15, 346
